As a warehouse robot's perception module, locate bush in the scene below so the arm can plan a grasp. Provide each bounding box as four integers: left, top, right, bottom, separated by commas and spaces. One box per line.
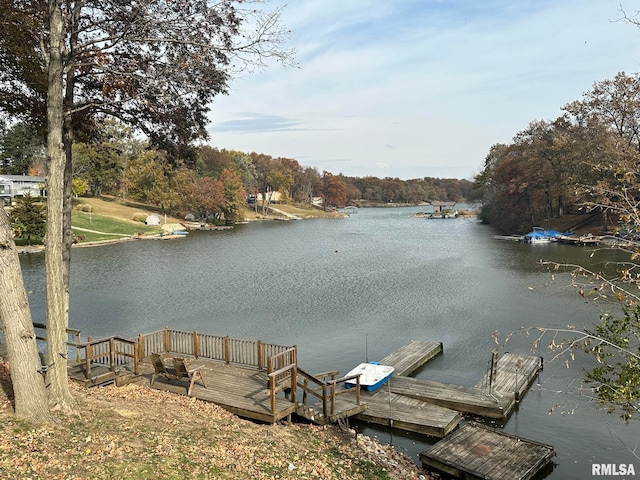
131, 212, 147, 223
75, 204, 93, 212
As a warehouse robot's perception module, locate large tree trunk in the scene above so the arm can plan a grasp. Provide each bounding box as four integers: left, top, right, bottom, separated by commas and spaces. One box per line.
0, 209, 52, 422
45, 0, 75, 412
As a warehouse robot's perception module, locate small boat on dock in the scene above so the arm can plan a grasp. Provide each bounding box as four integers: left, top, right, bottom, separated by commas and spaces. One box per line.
523, 227, 565, 243
344, 362, 394, 392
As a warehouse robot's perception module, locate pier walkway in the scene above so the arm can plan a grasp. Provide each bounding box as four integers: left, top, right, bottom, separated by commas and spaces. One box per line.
345, 342, 542, 437
386, 352, 542, 419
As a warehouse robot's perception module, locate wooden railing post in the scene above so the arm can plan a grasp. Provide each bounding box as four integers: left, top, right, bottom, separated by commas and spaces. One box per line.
133, 341, 139, 375
163, 327, 170, 354
224, 336, 230, 364
109, 337, 115, 370
86, 336, 93, 378
193, 331, 199, 358
330, 382, 337, 415
257, 340, 263, 370
322, 384, 328, 419
268, 356, 276, 414
356, 376, 360, 405
138, 334, 145, 359
290, 367, 297, 404
74, 331, 81, 362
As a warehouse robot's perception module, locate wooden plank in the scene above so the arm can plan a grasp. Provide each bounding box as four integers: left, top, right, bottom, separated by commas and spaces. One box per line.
300, 398, 367, 425
389, 376, 514, 419
476, 353, 542, 400
419, 423, 554, 480
354, 389, 460, 437
378, 341, 442, 376
141, 358, 296, 424
383, 352, 541, 420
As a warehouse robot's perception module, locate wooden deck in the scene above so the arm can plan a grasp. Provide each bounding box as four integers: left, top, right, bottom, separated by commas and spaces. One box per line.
378, 340, 442, 376
419, 422, 555, 480
141, 358, 297, 424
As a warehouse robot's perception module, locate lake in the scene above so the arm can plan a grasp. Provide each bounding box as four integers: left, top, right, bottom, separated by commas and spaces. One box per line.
18, 206, 639, 479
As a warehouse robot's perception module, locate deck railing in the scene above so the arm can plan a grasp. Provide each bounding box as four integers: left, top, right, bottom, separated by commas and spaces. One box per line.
81, 336, 139, 378
267, 347, 298, 414
296, 367, 361, 419
137, 328, 293, 370
32, 322, 83, 362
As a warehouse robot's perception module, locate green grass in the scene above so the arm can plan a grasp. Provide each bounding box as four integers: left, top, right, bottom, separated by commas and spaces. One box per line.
71, 210, 163, 242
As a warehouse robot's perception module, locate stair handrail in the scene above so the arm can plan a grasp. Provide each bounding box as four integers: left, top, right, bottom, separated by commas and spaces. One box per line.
296, 367, 361, 419
81, 335, 139, 379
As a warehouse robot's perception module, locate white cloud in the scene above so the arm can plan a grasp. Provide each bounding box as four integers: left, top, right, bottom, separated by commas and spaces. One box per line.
208, 0, 640, 180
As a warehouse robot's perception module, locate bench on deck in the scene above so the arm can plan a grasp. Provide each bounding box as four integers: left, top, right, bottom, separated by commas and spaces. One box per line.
150, 353, 207, 395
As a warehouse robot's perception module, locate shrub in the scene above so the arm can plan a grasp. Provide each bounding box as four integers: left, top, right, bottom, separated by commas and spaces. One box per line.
132, 212, 147, 223
75, 203, 93, 212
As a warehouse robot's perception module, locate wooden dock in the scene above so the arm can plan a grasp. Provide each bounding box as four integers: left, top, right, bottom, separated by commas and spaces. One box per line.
385, 353, 542, 419
61, 328, 541, 439
347, 340, 461, 437
419, 422, 555, 480
356, 389, 460, 437
378, 340, 442, 376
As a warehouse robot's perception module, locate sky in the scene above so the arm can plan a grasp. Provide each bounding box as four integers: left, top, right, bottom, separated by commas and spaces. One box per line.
207, 0, 640, 181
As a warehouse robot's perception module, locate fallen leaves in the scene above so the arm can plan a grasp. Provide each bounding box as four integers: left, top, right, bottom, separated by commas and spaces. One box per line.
0, 381, 429, 479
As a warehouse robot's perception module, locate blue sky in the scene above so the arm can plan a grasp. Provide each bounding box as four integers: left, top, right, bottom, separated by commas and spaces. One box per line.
208, 1, 640, 180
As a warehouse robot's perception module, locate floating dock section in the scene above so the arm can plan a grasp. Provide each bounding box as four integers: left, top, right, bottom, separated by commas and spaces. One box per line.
351, 341, 461, 437
419, 422, 555, 480
350, 342, 542, 437
386, 352, 542, 419
378, 340, 442, 376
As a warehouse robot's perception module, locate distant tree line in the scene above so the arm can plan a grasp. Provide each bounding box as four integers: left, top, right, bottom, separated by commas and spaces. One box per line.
474, 71, 640, 235
0, 118, 478, 220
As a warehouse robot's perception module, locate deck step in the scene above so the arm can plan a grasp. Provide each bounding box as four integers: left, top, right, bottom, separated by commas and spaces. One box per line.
297, 399, 367, 425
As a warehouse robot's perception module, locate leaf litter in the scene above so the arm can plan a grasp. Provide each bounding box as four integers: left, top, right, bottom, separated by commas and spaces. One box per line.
0, 373, 431, 479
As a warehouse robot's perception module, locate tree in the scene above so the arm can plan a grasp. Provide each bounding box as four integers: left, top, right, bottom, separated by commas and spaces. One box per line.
71, 177, 88, 198
220, 168, 246, 223
9, 195, 46, 245
125, 150, 177, 213
182, 176, 225, 222
0, 122, 45, 175
0, 207, 52, 422
0, 0, 294, 418
322, 171, 347, 209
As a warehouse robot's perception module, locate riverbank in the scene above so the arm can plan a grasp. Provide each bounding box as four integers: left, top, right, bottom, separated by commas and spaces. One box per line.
14, 198, 346, 254
0, 371, 429, 479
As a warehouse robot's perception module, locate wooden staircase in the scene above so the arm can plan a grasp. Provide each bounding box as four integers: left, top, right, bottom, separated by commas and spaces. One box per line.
296, 398, 367, 425
294, 367, 366, 425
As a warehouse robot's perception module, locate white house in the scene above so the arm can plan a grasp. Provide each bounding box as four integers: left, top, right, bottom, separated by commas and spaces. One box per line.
0, 175, 46, 203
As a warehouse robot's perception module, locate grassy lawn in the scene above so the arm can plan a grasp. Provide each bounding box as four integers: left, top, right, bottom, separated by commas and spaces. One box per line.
71, 210, 163, 242
70, 197, 182, 243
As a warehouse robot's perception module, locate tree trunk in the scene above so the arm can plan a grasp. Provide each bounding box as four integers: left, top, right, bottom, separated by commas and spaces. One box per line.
45, 0, 75, 412
0, 208, 52, 422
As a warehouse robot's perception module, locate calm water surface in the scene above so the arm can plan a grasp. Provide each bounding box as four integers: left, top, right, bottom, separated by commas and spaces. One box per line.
19, 207, 639, 479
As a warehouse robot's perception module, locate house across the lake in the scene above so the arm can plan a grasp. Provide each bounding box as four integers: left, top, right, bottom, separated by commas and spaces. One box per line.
0, 175, 46, 204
